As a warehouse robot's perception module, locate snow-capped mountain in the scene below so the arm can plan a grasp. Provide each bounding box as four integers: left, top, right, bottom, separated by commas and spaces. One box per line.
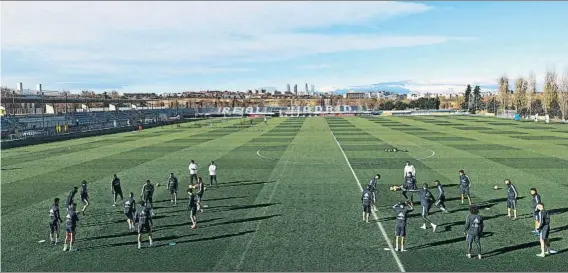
327, 80, 497, 95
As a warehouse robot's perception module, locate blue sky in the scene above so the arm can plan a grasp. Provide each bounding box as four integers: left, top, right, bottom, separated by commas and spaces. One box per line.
1, 1, 567, 94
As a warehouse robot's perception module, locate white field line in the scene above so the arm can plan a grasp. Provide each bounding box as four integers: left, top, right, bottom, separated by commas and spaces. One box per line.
408, 142, 436, 160
325, 119, 406, 272
235, 158, 290, 270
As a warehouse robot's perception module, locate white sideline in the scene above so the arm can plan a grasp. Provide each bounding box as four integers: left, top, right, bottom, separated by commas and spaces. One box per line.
325, 120, 406, 272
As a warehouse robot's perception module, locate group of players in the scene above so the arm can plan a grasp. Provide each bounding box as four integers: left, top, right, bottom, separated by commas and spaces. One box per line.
361, 161, 557, 259
47, 160, 219, 250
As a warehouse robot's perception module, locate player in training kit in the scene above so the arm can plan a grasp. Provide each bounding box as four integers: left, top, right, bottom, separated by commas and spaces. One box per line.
140, 180, 155, 215
402, 172, 417, 204
209, 161, 218, 187
187, 185, 199, 229
124, 193, 136, 232
167, 173, 179, 206
530, 188, 542, 235
49, 198, 64, 244
393, 201, 413, 252
459, 170, 472, 206
403, 161, 416, 178
464, 205, 484, 259
434, 180, 448, 213
535, 203, 557, 257
111, 174, 123, 206
63, 202, 79, 251
361, 185, 372, 223
79, 180, 89, 215
409, 183, 437, 232
195, 177, 205, 212
66, 187, 78, 210
505, 179, 519, 220
188, 160, 198, 185
368, 174, 380, 212
134, 201, 153, 249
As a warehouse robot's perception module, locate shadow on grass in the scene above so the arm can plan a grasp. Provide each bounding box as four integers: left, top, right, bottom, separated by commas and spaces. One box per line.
206, 195, 250, 202
221, 181, 276, 188
82, 231, 133, 241
484, 238, 563, 258
549, 207, 568, 216
81, 218, 125, 228
157, 217, 223, 230
207, 214, 281, 227
551, 224, 568, 233
0, 167, 23, 170
154, 230, 256, 248
81, 233, 196, 250
411, 232, 495, 250
207, 202, 280, 212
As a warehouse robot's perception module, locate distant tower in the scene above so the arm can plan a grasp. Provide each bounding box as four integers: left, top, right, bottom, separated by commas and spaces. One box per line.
294, 84, 298, 95
287, 84, 291, 93
37, 84, 42, 93
17, 82, 23, 93
305, 83, 309, 95
311, 84, 315, 94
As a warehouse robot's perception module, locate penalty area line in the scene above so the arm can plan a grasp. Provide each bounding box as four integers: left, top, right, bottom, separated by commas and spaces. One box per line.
325, 120, 406, 273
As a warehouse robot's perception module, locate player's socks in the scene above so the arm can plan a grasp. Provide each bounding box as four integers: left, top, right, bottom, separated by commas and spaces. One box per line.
149, 238, 153, 246
431, 223, 437, 232
466, 254, 471, 258
478, 254, 482, 260
421, 224, 427, 229
537, 253, 545, 257
138, 242, 141, 249
63, 244, 68, 251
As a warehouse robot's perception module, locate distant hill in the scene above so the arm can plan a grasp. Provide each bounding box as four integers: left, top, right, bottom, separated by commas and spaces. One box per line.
327, 80, 498, 95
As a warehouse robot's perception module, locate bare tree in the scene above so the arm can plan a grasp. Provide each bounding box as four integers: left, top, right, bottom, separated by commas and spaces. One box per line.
497, 75, 510, 114
558, 69, 568, 121
514, 77, 528, 113
542, 69, 558, 115
527, 72, 536, 115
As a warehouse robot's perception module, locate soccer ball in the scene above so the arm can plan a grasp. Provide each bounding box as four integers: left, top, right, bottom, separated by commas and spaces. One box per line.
493, 185, 499, 190
389, 186, 394, 191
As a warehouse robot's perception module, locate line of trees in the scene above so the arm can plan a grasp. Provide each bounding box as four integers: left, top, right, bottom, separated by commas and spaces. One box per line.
379, 97, 441, 111
496, 69, 568, 120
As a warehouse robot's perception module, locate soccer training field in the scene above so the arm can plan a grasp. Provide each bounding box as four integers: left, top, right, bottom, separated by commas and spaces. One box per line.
1, 116, 567, 272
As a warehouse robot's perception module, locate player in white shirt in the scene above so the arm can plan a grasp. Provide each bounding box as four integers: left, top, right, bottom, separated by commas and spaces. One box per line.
188, 160, 198, 185
404, 161, 416, 178
208, 161, 218, 187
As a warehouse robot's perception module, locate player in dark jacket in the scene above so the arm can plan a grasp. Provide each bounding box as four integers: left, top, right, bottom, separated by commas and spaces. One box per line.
134, 201, 153, 249
535, 203, 557, 257
434, 180, 448, 213
393, 201, 413, 252
49, 198, 64, 244
361, 185, 372, 223
124, 193, 136, 232
530, 188, 542, 235
112, 174, 123, 206
464, 205, 484, 259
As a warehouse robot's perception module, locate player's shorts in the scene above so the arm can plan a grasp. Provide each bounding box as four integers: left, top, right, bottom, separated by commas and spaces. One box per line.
113, 187, 123, 196
197, 192, 204, 200
65, 226, 76, 234
144, 195, 153, 204
422, 204, 432, 217
125, 212, 134, 220
540, 225, 550, 240
81, 195, 89, 204
466, 233, 481, 244
49, 220, 60, 233
507, 199, 517, 209
460, 186, 470, 195
363, 204, 371, 213
169, 187, 178, 194
138, 223, 152, 234
435, 196, 445, 206
189, 206, 197, 216
395, 224, 406, 237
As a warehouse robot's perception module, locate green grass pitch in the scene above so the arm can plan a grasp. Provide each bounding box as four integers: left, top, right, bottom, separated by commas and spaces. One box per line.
1, 116, 568, 271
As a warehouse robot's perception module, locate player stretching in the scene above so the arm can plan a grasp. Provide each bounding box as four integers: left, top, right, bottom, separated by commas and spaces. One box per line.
140, 180, 155, 216
535, 203, 557, 257
402, 172, 417, 204
464, 205, 484, 259
434, 180, 448, 213
403, 161, 416, 178
530, 188, 542, 235
393, 201, 413, 252
505, 179, 518, 220
49, 198, 64, 244
361, 185, 372, 223
188, 160, 198, 185
196, 177, 205, 212
63, 202, 79, 252
209, 161, 218, 187
111, 174, 123, 206
79, 181, 89, 215
65, 187, 78, 210
167, 173, 179, 206
459, 170, 472, 206
368, 174, 380, 212
409, 183, 437, 232
134, 201, 153, 249
187, 185, 199, 229
124, 193, 136, 232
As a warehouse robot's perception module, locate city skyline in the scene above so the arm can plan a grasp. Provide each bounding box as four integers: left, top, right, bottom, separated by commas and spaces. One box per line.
2, 1, 567, 94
